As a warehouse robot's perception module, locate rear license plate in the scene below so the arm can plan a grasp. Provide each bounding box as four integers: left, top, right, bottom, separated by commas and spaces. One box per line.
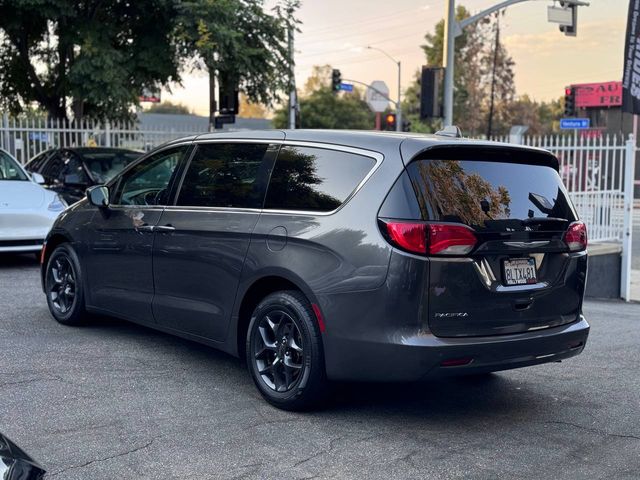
503, 258, 537, 286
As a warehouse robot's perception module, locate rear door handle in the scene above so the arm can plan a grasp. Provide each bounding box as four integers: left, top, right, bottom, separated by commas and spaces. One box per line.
154, 225, 176, 233
136, 224, 155, 233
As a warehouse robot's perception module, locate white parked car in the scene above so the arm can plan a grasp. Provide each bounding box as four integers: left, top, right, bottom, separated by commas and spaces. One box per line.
0, 148, 66, 256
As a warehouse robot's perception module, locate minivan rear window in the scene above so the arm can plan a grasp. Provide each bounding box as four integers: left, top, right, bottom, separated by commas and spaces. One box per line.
265, 146, 375, 212
402, 159, 577, 229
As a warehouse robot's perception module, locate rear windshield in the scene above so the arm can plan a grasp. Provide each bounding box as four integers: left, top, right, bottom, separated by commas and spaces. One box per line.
402, 159, 577, 230
82, 151, 141, 183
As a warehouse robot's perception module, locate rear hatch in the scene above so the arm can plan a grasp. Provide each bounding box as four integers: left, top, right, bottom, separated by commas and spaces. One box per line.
378, 146, 587, 337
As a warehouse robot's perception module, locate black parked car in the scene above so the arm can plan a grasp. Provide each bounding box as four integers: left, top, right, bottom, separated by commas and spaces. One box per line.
40, 130, 589, 410
25, 147, 141, 204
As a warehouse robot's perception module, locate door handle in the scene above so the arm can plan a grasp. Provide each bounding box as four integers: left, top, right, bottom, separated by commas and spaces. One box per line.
154, 225, 176, 233
136, 224, 155, 232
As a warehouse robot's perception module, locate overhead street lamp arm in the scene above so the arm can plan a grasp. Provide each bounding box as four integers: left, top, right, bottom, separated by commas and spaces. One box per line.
341, 78, 398, 107
456, 0, 590, 36
365, 45, 402, 132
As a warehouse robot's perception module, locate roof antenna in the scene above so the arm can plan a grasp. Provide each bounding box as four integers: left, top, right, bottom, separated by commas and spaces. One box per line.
435, 125, 462, 138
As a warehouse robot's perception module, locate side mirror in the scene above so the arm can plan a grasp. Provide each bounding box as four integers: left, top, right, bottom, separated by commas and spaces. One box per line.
87, 185, 110, 208
31, 172, 45, 184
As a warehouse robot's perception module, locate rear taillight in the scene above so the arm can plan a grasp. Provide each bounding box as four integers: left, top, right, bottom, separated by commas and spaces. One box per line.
563, 221, 587, 252
385, 222, 427, 254
428, 224, 477, 255
382, 221, 477, 256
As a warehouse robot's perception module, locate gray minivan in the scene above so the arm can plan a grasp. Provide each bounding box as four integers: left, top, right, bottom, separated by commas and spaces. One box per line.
41, 130, 589, 410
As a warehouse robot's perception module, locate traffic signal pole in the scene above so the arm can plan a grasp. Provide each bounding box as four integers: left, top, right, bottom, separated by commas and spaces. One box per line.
441, 0, 589, 127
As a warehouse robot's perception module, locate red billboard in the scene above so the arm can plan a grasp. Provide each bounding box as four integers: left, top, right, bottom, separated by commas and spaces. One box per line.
574, 81, 622, 108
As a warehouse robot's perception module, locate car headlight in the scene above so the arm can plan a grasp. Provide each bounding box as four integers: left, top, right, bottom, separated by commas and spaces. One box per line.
48, 194, 67, 212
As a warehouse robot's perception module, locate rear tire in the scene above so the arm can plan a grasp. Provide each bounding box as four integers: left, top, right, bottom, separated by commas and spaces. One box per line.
246, 290, 328, 411
45, 243, 88, 325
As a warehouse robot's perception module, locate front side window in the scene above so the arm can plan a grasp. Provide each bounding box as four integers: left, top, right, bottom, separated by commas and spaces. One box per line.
176, 142, 273, 208
264, 146, 375, 212
0, 151, 28, 181
112, 145, 188, 206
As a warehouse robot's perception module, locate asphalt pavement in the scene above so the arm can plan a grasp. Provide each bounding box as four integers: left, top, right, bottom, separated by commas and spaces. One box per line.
0, 254, 638, 480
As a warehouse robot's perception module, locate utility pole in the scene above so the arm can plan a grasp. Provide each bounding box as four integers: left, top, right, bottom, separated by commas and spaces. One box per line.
442, 0, 456, 127
486, 12, 500, 138
441, 0, 589, 128
288, 12, 297, 130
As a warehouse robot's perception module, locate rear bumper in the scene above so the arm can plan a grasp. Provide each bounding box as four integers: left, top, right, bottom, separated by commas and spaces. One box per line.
323, 316, 589, 382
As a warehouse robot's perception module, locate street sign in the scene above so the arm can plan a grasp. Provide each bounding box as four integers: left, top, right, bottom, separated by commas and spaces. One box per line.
365, 80, 390, 113
339, 83, 353, 92
560, 118, 590, 129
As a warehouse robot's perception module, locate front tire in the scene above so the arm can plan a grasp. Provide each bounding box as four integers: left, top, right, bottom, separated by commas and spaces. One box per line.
246, 290, 328, 410
45, 244, 88, 325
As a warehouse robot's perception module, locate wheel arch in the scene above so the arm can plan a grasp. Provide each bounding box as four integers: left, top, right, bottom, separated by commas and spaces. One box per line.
40, 230, 73, 291
233, 271, 320, 360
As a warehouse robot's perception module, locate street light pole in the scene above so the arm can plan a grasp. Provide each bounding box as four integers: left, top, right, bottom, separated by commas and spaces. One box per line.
367, 46, 402, 132
441, 0, 589, 128
442, 0, 456, 127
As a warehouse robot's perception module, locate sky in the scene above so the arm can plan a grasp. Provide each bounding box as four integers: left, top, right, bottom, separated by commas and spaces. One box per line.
162, 0, 628, 116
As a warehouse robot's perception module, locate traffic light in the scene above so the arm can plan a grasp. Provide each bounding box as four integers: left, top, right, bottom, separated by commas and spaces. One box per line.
564, 86, 576, 117
420, 66, 443, 119
383, 113, 396, 131
331, 69, 341, 93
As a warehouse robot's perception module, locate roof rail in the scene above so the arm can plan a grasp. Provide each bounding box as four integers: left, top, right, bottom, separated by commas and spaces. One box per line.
435, 125, 462, 138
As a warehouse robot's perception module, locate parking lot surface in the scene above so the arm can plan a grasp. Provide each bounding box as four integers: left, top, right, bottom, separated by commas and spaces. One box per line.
0, 254, 638, 480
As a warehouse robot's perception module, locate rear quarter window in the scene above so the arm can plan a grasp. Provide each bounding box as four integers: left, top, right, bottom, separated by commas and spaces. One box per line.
264, 146, 375, 212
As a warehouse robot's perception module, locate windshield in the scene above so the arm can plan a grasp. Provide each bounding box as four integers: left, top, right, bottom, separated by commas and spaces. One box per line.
82, 151, 141, 183
0, 151, 29, 181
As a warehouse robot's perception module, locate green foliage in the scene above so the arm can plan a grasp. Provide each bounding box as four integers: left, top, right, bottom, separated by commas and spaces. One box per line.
273, 66, 374, 130
146, 101, 192, 115
175, 0, 297, 108
0, 0, 180, 121
0, 0, 297, 120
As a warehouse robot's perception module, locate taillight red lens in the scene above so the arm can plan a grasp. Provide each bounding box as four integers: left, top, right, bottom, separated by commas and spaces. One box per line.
382, 221, 477, 256
385, 222, 427, 254
427, 224, 477, 255
563, 221, 587, 251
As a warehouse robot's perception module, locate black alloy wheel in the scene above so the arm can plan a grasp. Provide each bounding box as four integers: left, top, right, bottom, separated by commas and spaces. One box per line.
246, 290, 328, 410
253, 309, 305, 392
45, 244, 88, 325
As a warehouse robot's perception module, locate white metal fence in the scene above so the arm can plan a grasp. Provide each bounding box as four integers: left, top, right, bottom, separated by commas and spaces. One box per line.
0, 114, 201, 165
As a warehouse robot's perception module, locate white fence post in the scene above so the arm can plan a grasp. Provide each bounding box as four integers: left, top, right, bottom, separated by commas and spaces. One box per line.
621, 134, 636, 301
105, 121, 111, 147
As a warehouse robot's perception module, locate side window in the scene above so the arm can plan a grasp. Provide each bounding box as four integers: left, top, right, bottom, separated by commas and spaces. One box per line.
176, 142, 273, 208
264, 146, 375, 212
112, 145, 188, 206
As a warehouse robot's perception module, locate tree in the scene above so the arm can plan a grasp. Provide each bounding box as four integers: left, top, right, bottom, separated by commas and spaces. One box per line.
146, 101, 192, 115
239, 94, 269, 118
175, 0, 297, 112
508, 95, 563, 135
273, 65, 374, 130
0, 0, 180, 121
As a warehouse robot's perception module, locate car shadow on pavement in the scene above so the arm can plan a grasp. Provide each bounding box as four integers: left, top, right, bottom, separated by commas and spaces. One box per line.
0, 253, 40, 268
80, 314, 535, 417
